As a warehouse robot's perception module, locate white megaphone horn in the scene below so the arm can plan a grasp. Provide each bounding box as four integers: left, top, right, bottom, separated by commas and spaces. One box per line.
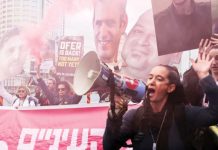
73, 51, 146, 103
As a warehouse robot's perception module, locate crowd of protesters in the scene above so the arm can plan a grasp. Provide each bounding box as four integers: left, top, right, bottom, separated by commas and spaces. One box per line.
0, 64, 82, 108
35, 65, 82, 106
101, 33, 218, 149
0, 0, 218, 149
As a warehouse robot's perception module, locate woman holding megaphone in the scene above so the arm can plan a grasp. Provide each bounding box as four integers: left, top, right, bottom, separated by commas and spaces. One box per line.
103, 49, 218, 150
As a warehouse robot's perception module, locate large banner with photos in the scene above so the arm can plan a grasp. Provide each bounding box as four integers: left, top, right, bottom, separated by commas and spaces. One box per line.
0, 0, 217, 81
0, 0, 218, 149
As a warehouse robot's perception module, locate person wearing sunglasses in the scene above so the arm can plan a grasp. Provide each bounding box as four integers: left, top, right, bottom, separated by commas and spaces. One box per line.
0, 84, 38, 108
37, 77, 82, 105
55, 81, 82, 105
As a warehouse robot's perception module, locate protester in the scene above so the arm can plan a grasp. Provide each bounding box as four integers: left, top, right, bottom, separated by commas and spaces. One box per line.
154, 0, 212, 55
103, 49, 218, 149
37, 77, 57, 105
36, 64, 59, 105
36, 64, 81, 105
0, 96, 3, 106
56, 81, 82, 105
209, 45, 218, 82
121, 10, 181, 82
183, 37, 218, 149
183, 37, 218, 106
33, 85, 49, 106
0, 84, 38, 108
37, 78, 82, 105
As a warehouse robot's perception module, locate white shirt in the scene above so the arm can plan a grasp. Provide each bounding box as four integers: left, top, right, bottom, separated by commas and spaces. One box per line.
0, 82, 36, 108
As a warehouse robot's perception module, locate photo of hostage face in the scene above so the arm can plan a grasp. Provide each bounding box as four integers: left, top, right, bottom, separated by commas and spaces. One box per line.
0, 28, 29, 81
153, 0, 212, 55
172, 0, 192, 10
93, 0, 127, 64
121, 10, 180, 82
212, 0, 218, 34
209, 45, 218, 81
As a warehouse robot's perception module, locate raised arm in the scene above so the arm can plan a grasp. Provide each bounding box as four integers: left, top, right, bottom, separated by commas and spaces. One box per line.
191, 39, 217, 102
103, 95, 134, 150
36, 64, 59, 105
49, 66, 61, 84
0, 82, 17, 106
190, 39, 214, 79
186, 43, 218, 127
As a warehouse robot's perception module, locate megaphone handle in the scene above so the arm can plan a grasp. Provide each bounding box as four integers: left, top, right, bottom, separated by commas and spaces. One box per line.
138, 91, 150, 132
108, 69, 117, 119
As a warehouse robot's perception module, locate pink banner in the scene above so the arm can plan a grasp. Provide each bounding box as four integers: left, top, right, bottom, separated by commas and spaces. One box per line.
0, 105, 136, 150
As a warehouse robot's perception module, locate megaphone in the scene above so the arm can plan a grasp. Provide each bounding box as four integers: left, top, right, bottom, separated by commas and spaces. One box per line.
73, 51, 146, 103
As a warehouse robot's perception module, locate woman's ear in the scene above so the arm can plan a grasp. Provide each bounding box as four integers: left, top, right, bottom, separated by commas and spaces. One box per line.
167, 84, 176, 93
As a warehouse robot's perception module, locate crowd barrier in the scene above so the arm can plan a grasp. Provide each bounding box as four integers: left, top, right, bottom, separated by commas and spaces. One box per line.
0, 103, 135, 150
2, 103, 217, 150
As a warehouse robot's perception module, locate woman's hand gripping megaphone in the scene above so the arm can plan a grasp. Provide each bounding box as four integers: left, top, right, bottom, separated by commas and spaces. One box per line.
108, 95, 128, 120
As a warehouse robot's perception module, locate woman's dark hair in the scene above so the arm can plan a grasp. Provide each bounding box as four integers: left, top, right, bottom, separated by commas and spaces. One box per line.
57, 81, 71, 93
183, 67, 204, 106
159, 64, 187, 105
136, 65, 186, 135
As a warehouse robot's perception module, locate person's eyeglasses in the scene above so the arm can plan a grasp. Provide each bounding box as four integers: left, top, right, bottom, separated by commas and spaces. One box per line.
58, 88, 65, 91
18, 90, 25, 93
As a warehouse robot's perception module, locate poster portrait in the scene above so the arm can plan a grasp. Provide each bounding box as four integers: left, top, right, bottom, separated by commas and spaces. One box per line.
152, 0, 213, 55
0, 0, 187, 104
212, 0, 218, 33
